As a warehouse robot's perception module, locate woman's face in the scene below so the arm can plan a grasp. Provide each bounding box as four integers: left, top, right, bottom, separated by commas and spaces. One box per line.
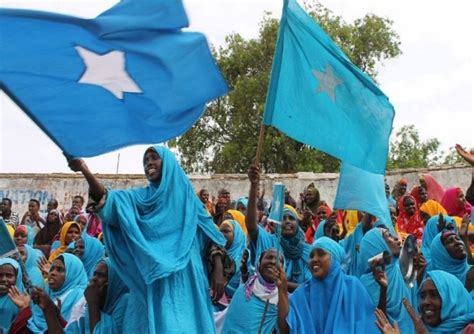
47, 211, 59, 223
281, 213, 298, 238
76, 216, 88, 230
443, 233, 467, 260
316, 208, 329, 221
0, 264, 17, 296
143, 149, 162, 183
65, 225, 81, 244
74, 238, 85, 258
236, 203, 246, 215
456, 189, 466, 209
48, 259, 66, 291
389, 206, 398, 226
13, 231, 27, 246
304, 188, 317, 204
309, 248, 331, 280
382, 229, 401, 257
91, 262, 108, 289
199, 190, 209, 203
419, 279, 442, 327
418, 187, 428, 203
398, 183, 407, 196
324, 222, 340, 242
259, 249, 279, 283
219, 223, 234, 248
403, 197, 416, 217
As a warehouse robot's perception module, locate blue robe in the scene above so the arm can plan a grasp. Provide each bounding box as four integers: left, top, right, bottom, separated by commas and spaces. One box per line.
99, 146, 226, 333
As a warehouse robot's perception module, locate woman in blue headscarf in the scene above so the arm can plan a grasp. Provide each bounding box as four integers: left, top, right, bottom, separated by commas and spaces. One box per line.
67, 146, 227, 333
246, 164, 311, 292
73, 233, 105, 278
376, 270, 474, 333
17, 244, 46, 290
0, 258, 24, 333
277, 237, 378, 333
358, 227, 415, 334
219, 219, 246, 299
421, 214, 456, 263
27, 253, 88, 332
236, 196, 249, 215
429, 231, 473, 294
222, 248, 282, 334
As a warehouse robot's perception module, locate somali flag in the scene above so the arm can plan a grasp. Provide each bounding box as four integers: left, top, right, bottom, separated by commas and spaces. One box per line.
263, 0, 394, 174
0, 0, 228, 158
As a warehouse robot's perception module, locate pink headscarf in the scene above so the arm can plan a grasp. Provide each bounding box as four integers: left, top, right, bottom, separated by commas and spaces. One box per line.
421, 174, 445, 203
441, 187, 472, 217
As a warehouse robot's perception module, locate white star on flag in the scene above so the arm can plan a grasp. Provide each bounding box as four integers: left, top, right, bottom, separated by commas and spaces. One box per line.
312, 64, 343, 102
75, 46, 143, 99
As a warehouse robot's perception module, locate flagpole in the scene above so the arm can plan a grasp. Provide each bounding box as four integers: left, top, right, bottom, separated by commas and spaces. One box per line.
255, 124, 266, 165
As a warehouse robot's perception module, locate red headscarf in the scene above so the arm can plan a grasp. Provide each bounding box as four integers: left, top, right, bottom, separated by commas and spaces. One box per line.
410, 186, 423, 208
441, 187, 472, 217
396, 194, 424, 241
421, 174, 445, 203
305, 204, 332, 244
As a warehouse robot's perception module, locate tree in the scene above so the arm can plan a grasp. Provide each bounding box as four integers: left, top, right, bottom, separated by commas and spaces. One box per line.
171, 2, 402, 173
387, 125, 444, 170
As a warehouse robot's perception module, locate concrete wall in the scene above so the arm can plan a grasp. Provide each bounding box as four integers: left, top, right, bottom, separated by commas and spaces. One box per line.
1, 164, 471, 215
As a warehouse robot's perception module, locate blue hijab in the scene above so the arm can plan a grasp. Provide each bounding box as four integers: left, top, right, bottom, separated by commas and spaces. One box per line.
429, 232, 471, 285
236, 197, 248, 210
0, 258, 24, 333
421, 215, 456, 263
358, 228, 415, 334
79, 233, 105, 278
421, 271, 474, 333
288, 237, 377, 333
23, 244, 46, 289
339, 222, 365, 276
222, 219, 246, 297
28, 253, 88, 332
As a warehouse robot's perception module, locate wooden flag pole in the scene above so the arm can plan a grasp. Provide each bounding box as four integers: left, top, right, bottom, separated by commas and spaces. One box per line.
255, 124, 266, 165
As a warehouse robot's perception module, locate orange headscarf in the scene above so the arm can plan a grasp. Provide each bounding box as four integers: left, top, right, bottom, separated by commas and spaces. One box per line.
419, 200, 447, 217
48, 221, 81, 262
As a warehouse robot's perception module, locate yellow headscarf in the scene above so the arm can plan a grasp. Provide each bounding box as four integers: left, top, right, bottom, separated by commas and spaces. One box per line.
6, 223, 15, 238
225, 210, 248, 236
419, 199, 447, 217
48, 221, 82, 262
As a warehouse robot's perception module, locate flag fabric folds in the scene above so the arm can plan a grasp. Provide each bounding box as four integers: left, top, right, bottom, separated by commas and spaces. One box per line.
263, 0, 394, 175
334, 163, 393, 231
0, 0, 228, 158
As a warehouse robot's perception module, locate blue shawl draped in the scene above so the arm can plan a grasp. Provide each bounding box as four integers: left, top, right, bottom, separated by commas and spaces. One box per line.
421, 215, 456, 263
99, 145, 225, 333
429, 233, 471, 285
80, 233, 105, 278
28, 253, 88, 333
358, 228, 415, 334
222, 284, 277, 334
422, 271, 474, 333
223, 220, 246, 297
24, 244, 46, 289
0, 258, 24, 333
314, 219, 327, 240
339, 222, 365, 276
287, 238, 377, 334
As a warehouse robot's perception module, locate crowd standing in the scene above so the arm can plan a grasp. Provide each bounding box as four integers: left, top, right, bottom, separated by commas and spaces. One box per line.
1, 144, 474, 333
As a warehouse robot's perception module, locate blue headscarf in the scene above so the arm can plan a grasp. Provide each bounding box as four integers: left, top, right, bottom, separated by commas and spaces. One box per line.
79, 233, 105, 278
28, 253, 88, 332
311, 237, 345, 264
222, 219, 246, 297
358, 228, 415, 334
421, 215, 456, 263
0, 258, 24, 333
429, 232, 471, 285
99, 145, 225, 331
236, 197, 248, 210
421, 271, 474, 333
339, 222, 365, 276
287, 237, 377, 333
23, 244, 46, 289
314, 219, 327, 240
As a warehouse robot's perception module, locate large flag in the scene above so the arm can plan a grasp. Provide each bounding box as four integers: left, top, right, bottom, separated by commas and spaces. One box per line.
334, 163, 393, 231
0, 0, 228, 157
263, 0, 394, 175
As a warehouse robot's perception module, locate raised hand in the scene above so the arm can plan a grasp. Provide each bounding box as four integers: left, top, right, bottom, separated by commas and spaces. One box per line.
37, 257, 51, 276
247, 164, 261, 185
436, 213, 445, 232
276, 265, 288, 292
455, 144, 474, 166
375, 308, 400, 334
8, 286, 31, 310
402, 298, 429, 334
371, 262, 388, 289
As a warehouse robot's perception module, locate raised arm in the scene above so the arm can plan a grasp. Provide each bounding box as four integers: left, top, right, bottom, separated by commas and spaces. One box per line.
67, 157, 105, 203
246, 164, 261, 243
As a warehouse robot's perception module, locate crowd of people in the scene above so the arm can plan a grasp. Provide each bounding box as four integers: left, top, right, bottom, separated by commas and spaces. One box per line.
1, 144, 474, 333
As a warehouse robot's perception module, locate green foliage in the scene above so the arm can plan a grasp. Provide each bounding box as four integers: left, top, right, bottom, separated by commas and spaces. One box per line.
387, 125, 444, 169
174, 2, 402, 173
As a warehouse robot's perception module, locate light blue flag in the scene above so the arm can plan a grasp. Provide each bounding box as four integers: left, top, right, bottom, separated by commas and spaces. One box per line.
0, 218, 16, 258
268, 183, 285, 224
334, 163, 393, 232
0, 0, 228, 158
263, 0, 394, 174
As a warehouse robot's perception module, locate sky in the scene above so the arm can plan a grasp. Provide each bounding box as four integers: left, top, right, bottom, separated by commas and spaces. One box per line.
0, 0, 472, 174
